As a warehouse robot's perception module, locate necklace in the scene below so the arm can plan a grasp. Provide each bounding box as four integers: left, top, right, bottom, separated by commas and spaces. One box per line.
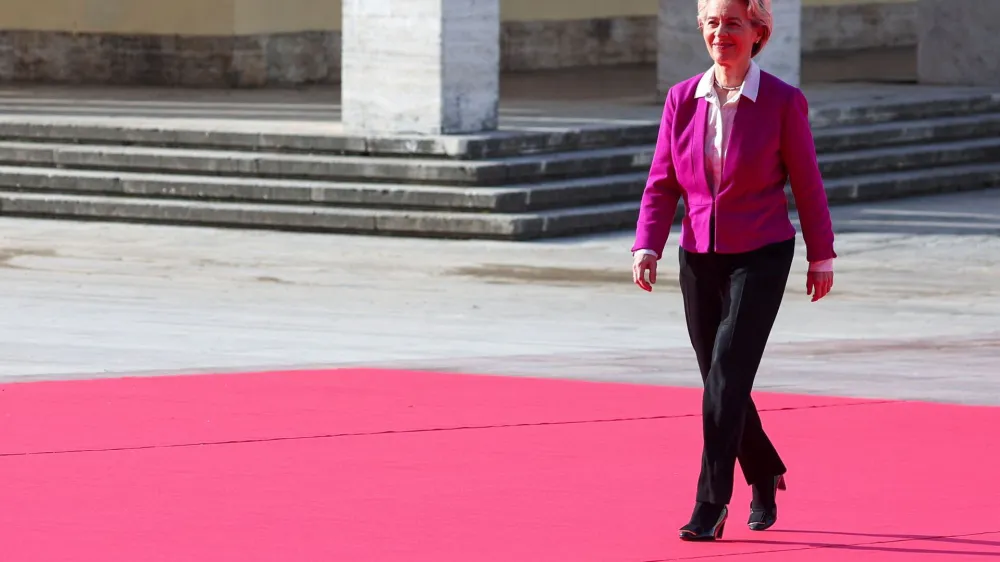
714, 79, 742, 91
714, 67, 747, 91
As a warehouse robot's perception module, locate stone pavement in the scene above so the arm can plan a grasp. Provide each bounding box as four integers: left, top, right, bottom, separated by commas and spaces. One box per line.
1, 189, 998, 404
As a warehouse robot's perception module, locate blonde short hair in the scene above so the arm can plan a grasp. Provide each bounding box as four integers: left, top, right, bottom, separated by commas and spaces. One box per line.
697, 0, 773, 57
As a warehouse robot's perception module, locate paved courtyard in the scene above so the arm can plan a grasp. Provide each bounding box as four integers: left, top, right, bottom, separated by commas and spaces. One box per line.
2, 188, 998, 404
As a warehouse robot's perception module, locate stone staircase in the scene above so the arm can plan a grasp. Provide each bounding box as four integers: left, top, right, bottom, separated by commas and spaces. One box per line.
0, 92, 998, 239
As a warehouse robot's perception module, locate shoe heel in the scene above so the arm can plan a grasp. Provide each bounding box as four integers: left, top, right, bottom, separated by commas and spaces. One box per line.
679, 505, 728, 541
715, 522, 726, 540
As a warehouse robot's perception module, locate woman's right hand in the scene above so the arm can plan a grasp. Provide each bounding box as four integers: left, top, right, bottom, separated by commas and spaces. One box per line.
632, 253, 658, 292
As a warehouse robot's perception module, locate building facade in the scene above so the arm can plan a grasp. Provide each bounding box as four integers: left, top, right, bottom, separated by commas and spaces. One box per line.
0, 0, 995, 136
0, 0, 918, 87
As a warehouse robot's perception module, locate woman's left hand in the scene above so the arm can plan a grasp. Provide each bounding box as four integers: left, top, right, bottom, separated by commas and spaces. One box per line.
807, 271, 833, 302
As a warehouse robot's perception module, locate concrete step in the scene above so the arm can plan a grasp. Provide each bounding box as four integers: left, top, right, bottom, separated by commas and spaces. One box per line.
5, 157, 998, 215
814, 113, 1000, 153
5, 110, 997, 161
822, 162, 1000, 204
0, 166, 648, 213
0, 191, 642, 240
0, 132, 997, 189
0, 93, 996, 159
2, 163, 996, 240
808, 92, 1000, 129
0, 116, 659, 160
0, 141, 655, 186
818, 137, 1000, 179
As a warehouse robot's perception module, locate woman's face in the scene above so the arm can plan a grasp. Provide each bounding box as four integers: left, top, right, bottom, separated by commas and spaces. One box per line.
701, 0, 762, 67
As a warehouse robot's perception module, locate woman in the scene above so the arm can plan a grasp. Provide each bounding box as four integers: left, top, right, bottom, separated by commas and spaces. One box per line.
631, 0, 836, 542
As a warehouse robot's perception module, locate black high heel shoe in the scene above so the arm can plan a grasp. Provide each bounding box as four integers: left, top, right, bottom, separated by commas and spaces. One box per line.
679, 503, 729, 541
747, 475, 786, 531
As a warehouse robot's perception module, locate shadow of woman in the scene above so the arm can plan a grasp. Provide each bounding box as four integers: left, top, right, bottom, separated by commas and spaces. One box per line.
771, 529, 1000, 548
718, 529, 1000, 558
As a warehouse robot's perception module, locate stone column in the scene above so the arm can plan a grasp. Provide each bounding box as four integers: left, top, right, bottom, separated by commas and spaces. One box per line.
917, 0, 1000, 86
754, 0, 801, 87
341, 0, 500, 135
657, 0, 708, 95
657, 0, 801, 94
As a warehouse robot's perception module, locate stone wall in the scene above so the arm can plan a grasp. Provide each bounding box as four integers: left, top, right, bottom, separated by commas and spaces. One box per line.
500, 16, 656, 71
0, 30, 340, 87
802, 1, 916, 53
0, 1, 916, 86
501, 0, 917, 70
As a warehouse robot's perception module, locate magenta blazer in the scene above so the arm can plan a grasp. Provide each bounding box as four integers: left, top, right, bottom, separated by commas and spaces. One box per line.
632, 70, 837, 264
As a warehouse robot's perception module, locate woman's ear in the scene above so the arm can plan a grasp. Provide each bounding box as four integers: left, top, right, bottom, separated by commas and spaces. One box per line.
751, 26, 766, 56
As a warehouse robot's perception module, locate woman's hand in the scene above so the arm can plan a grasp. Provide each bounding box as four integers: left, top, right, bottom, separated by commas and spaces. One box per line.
633, 253, 658, 292
807, 271, 833, 302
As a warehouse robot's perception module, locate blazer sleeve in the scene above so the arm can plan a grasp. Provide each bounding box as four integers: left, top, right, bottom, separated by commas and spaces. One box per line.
631, 89, 683, 259
781, 88, 837, 263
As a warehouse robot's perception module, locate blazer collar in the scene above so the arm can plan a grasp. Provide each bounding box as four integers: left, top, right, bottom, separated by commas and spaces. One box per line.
694, 60, 761, 102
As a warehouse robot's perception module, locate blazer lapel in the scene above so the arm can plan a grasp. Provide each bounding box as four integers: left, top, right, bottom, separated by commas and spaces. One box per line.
721, 95, 757, 191
690, 97, 711, 196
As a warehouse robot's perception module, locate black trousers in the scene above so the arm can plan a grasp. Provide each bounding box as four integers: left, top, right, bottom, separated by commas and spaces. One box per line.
678, 238, 795, 506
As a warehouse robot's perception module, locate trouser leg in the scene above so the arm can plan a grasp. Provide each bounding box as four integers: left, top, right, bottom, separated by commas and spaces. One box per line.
693, 239, 795, 505
738, 397, 786, 487
678, 248, 725, 382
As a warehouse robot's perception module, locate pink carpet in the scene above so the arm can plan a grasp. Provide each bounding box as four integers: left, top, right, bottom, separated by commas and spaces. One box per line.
0, 368, 997, 561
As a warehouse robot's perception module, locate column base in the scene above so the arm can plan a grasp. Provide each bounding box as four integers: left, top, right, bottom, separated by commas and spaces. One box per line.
341, 0, 500, 136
